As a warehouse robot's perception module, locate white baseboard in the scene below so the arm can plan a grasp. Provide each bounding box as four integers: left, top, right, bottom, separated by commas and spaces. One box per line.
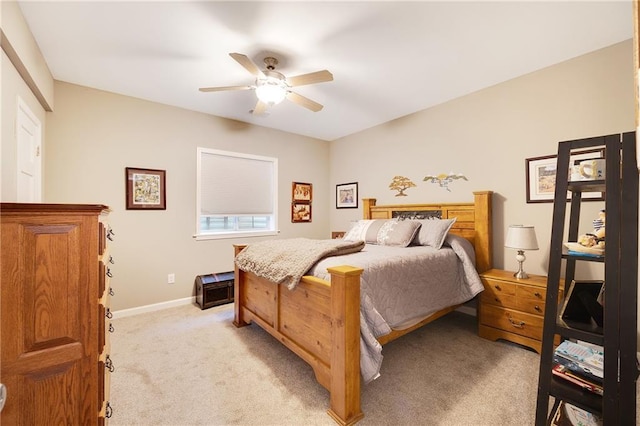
113, 297, 477, 319
112, 296, 195, 319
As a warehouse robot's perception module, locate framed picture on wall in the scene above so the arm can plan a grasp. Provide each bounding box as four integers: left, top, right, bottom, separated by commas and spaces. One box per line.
292, 182, 312, 202
291, 203, 312, 222
336, 182, 358, 209
525, 149, 604, 203
125, 167, 166, 210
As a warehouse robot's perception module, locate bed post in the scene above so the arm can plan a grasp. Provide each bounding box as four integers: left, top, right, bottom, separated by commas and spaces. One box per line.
233, 244, 249, 327
362, 198, 376, 219
472, 191, 493, 272
327, 265, 365, 426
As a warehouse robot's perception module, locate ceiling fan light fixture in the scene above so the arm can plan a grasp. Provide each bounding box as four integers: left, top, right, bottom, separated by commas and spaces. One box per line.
255, 73, 288, 105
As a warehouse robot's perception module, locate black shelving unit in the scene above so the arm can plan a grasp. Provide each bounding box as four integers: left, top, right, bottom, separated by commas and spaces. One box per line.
535, 132, 639, 425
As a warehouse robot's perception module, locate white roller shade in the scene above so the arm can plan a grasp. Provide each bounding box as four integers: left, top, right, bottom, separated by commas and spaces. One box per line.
200, 149, 275, 216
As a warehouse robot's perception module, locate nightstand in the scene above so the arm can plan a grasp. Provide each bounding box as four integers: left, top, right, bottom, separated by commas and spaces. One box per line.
478, 268, 563, 353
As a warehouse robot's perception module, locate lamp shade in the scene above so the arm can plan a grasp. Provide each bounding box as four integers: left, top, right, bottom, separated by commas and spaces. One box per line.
505, 225, 539, 250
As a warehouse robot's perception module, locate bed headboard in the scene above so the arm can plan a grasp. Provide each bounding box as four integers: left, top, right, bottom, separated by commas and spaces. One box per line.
361, 191, 493, 272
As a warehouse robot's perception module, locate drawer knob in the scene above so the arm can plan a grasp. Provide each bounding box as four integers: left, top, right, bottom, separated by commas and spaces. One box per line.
535, 305, 542, 312
494, 297, 501, 303
534, 292, 542, 298
494, 285, 501, 291
507, 315, 525, 329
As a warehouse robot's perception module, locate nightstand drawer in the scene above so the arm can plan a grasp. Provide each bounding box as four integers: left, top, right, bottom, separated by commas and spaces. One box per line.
516, 285, 546, 302
514, 298, 545, 316
482, 278, 516, 297
480, 291, 517, 309
479, 304, 543, 341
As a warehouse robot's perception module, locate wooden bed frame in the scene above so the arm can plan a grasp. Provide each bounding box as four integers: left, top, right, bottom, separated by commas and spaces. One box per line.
233, 191, 492, 425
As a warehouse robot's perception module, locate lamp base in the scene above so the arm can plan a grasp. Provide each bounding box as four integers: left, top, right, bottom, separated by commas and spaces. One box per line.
513, 250, 529, 279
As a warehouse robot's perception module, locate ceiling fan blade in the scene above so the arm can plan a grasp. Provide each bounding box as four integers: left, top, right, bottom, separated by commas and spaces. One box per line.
286, 92, 323, 112
199, 85, 252, 92
230, 53, 264, 77
286, 70, 333, 87
252, 100, 268, 115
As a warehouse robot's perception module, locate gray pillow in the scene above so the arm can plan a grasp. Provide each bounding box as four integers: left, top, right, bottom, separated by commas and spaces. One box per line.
414, 218, 457, 249
344, 219, 421, 247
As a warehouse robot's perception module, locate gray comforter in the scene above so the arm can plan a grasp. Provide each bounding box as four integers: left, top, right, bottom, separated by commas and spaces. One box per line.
307, 234, 484, 383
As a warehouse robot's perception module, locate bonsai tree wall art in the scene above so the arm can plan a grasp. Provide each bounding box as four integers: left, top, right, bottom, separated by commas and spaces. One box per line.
389, 175, 416, 197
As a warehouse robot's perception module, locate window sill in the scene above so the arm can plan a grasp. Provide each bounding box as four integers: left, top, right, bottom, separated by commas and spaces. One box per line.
193, 230, 279, 241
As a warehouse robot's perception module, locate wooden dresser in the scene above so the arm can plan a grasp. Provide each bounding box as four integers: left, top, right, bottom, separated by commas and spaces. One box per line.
478, 268, 563, 353
0, 203, 112, 424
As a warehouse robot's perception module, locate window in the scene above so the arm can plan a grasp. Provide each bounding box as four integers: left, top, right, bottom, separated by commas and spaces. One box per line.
196, 148, 278, 239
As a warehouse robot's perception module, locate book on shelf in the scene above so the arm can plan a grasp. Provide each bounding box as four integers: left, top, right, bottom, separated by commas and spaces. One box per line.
552, 364, 603, 395
551, 401, 603, 426
554, 340, 603, 380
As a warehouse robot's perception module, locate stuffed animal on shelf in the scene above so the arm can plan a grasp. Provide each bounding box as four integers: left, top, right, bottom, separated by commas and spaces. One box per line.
577, 210, 605, 250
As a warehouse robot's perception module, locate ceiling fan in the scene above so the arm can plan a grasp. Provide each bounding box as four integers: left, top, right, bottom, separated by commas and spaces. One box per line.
199, 53, 333, 115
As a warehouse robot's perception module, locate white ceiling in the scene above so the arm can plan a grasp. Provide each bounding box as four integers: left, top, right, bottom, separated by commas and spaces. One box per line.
18, 1, 633, 141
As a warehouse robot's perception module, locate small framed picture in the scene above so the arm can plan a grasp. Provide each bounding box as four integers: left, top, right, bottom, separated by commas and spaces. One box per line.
336, 182, 358, 209
525, 149, 604, 203
125, 167, 166, 210
291, 203, 312, 223
292, 182, 312, 202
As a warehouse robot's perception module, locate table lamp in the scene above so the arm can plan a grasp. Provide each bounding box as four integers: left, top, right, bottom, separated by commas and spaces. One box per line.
505, 225, 539, 279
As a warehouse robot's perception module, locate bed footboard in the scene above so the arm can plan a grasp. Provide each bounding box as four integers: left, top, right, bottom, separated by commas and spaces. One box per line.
233, 245, 364, 425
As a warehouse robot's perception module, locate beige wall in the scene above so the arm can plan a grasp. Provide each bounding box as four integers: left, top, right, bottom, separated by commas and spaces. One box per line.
45, 82, 330, 310
330, 40, 635, 281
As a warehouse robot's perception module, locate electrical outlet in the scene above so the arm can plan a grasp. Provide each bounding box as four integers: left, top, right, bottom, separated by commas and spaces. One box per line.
167, 273, 175, 284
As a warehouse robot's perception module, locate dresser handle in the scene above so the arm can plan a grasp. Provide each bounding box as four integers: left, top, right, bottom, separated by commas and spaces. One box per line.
109, 255, 115, 264
105, 355, 115, 372
494, 285, 501, 291
105, 402, 113, 418
106, 268, 113, 278
534, 292, 542, 298
109, 323, 115, 333
535, 305, 542, 312
494, 297, 501, 303
109, 287, 115, 297
507, 316, 525, 328
105, 308, 113, 319
106, 228, 115, 241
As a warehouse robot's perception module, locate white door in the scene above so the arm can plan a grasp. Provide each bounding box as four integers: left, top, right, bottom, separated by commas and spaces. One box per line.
16, 98, 42, 202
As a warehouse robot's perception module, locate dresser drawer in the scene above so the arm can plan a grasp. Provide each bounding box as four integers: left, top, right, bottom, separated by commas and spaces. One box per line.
516, 285, 546, 302
480, 291, 517, 309
482, 278, 516, 297
514, 298, 545, 316
479, 304, 543, 341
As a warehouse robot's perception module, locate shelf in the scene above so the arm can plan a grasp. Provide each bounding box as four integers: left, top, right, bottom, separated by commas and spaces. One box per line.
535, 132, 638, 426
555, 319, 604, 345
567, 180, 605, 193
561, 253, 605, 263
549, 376, 603, 416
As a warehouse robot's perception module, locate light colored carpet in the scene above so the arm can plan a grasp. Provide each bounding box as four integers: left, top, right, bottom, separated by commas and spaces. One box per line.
108, 303, 633, 425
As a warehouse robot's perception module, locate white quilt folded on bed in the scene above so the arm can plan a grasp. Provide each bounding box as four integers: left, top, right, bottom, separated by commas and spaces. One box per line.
234, 238, 365, 289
